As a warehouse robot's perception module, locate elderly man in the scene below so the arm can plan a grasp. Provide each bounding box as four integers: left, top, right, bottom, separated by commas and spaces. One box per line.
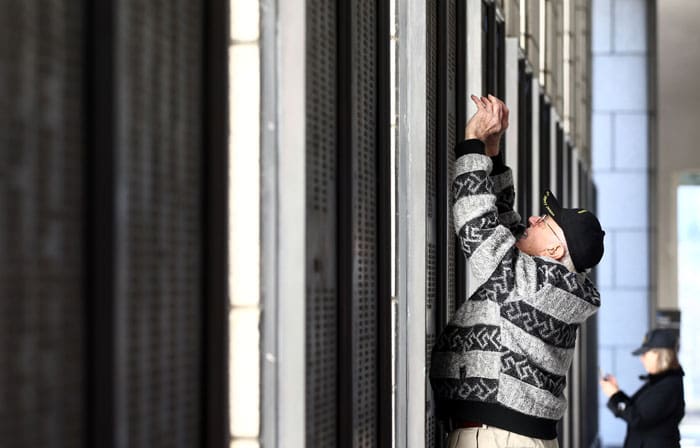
430, 95, 606, 448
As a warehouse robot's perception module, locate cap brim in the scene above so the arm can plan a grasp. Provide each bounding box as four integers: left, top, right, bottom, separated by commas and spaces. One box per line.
631, 346, 648, 356
542, 190, 562, 218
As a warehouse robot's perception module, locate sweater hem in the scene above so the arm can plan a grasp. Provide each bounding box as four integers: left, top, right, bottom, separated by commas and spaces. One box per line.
446, 400, 559, 440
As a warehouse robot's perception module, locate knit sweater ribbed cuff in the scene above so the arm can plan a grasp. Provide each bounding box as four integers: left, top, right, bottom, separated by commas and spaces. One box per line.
455, 139, 507, 175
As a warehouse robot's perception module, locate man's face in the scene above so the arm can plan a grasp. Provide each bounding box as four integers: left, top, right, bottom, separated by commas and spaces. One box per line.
516, 215, 567, 258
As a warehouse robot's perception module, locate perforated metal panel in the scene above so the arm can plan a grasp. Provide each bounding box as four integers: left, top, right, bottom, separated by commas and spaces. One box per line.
115, 2, 203, 446
426, 332, 438, 447
579, 162, 587, 208
425, 0, 439, 445
517, 62, 533, 219
454, 0, 468, 313
306, 0, 386, 445
557, 125, 564, 202
565, 142, 573, 206
539, 97, 551, 200
427, 1, 437, 224
352, 1, 378, 445
0, 2, 84, 446
445, 0, 457, 323
305, 0, 337, 445
429, 0, 459, 445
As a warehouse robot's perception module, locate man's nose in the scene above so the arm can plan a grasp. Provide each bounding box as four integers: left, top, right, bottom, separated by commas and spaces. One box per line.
527, 216, 539, 226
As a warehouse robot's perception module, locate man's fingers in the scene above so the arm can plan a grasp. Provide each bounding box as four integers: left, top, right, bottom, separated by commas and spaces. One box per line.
488, 95, 507, 112
492, 98, 502, 115
495, 108, 504, 129
491, 98, 503, 125
470, 94, 511, 137
486, 95, 503, 122
481, 96, 492, 113
487, 95, 509, 130
470, 94, 480, 108
487, 94, 503, 108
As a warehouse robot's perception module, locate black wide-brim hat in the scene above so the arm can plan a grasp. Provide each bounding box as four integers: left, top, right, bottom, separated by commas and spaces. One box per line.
542, 190, 606, 272
631, 328, 679, 355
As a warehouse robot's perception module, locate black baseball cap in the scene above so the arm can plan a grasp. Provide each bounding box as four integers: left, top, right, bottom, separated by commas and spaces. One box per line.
542, 190, 605, 272
632, 328, 679, 356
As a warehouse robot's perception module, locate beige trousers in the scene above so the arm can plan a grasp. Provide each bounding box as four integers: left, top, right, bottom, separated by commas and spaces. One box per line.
447, 425, 559, 448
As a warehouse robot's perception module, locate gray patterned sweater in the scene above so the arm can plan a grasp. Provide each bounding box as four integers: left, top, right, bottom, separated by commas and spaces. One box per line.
429, 140, 601, 439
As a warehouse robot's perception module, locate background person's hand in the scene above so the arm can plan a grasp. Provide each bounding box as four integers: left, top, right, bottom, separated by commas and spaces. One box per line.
599, 374, 620, 397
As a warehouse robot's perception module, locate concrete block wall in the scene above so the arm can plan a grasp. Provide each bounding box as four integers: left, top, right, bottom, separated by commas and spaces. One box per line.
591, 0, 650, 445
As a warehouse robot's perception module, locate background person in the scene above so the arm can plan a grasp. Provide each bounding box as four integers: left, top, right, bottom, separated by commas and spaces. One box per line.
600, 328, 685, 448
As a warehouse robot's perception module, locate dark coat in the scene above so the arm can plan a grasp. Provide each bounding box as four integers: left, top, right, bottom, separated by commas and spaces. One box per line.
607, 368, 685, 448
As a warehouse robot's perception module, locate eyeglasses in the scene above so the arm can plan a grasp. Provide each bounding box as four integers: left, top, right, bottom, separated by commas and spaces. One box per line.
535, 214, 566, 248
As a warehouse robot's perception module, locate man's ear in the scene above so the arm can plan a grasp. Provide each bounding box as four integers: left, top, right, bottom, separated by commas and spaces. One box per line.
546, 244, 566, 261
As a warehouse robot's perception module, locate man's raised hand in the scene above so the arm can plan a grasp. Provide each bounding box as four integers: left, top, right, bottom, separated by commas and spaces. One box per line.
464, 94, 508, 157
484, 95, 509, 156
